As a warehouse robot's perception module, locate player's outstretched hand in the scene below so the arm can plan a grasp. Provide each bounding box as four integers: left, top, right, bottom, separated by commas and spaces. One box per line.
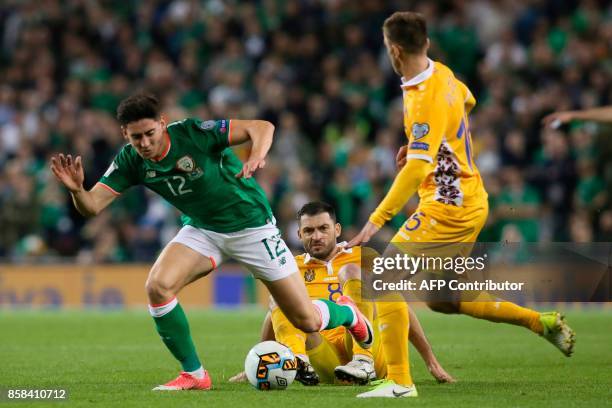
228, 371, 248, 383
427, 360, 456, 384
541, 111, 573, 128
235, 158, 266, 179
50, 153, 85, 193
347, 221, 380, 248
396, 144, 408, 170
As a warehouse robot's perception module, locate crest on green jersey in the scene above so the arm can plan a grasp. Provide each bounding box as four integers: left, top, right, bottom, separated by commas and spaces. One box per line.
176, 155, 195, 173
200, 120, 216, 130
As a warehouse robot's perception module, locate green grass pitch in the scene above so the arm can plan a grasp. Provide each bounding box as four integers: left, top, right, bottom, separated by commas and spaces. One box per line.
1, 308, 610, 407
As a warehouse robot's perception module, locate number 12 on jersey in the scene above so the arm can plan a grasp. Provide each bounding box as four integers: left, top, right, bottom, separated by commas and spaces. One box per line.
261, 234, 287, 260
165, 175, 193, 196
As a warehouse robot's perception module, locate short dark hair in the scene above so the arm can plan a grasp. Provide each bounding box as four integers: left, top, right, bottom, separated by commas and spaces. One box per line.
383, 11, 428, 54
297, 201, 336, 223
116, 94, 161, 126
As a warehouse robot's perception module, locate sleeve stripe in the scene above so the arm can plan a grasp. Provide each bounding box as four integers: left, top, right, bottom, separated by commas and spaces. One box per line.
227, 119, 233, 145
96, 182, 121, 196
407, 153, 433, 163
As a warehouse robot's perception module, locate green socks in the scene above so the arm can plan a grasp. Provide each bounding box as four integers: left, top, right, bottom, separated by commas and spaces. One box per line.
313, 299, 356, 330
149, 298, 201, 372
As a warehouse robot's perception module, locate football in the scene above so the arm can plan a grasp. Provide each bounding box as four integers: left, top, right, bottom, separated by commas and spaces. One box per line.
244, 341, 297, 390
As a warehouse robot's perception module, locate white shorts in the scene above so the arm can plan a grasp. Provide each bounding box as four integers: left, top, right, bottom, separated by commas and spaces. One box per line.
169, 223, 298, 282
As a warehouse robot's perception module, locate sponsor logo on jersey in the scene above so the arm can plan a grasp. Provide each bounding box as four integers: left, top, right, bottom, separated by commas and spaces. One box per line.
146, 170, 156, 178
411, 122, 430, 139
176, 155, 195, 173
200, 120, 216, 130
219, 120, 228, 133
409, 142, 430, 151
304, 269, 315, 282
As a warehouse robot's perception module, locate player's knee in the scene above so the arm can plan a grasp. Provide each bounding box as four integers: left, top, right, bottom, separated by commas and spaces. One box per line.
291, 314, 320, 333
145, 269, 177, 301
427, 301, 459, 314
338, 264, 361, 285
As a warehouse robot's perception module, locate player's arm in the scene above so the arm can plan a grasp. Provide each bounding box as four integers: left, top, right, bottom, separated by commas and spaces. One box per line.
348, 93, 447, 247
348, 157, 431, 247
50, 154, 118, 217
408, 308, 455, 383
542, 105, 612, 126
229, 119, 275, 179
368, 157, 432, 228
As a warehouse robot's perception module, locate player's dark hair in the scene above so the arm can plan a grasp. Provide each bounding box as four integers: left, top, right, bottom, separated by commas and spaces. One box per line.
383, 11, 428, 54
297, 201, 337, 224
116, 94, 161, 125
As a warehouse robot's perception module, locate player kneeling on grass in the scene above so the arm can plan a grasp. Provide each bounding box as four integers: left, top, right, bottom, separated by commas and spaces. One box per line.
231, 202, 454, 398
49, 94, 374, 391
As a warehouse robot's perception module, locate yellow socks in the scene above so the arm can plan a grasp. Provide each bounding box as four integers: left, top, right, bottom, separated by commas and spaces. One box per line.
458, 301, 543, 334
376, 300, 413, 386
307, 337, 342, 383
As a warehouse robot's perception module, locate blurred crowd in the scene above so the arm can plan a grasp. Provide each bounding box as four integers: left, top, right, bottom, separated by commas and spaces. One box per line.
1, 0, 611, 263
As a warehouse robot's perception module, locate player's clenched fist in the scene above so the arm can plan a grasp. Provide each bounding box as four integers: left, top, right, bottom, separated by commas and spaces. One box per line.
50, 153, 85, 193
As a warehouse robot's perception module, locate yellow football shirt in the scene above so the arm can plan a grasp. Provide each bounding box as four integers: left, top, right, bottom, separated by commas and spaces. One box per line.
294, 244, 361, 301
402, 59, 487, 208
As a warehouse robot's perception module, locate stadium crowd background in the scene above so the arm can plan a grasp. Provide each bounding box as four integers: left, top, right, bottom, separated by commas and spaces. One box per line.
0, 0, 611, 263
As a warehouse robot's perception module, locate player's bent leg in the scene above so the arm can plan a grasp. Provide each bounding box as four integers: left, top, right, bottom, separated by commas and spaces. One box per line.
457, 294, 542, 333
270, 306, 320, 385
146, 242, 217, 391
263, 272, 322, 333
145, 243, 215, 304
270, 306, 308, 357
307, 333, 344, 384
264, 271, 372, 350
334, 264, 377, 384
225, 223, 372, 345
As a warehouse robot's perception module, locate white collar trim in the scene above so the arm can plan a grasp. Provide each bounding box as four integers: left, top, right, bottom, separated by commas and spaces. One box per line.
303, 241, 352, 264
401, 58, 434, 88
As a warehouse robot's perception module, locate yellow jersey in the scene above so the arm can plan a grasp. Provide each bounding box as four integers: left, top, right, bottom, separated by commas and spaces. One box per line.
294, 244, 361, 302
402, 59, 487, 208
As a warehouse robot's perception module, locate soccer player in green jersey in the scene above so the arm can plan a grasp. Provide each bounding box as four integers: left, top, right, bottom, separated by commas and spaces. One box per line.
50, 94, 374, 391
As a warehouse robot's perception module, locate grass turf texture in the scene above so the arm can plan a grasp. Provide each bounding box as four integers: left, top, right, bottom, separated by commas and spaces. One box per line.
0, 308, 610, 407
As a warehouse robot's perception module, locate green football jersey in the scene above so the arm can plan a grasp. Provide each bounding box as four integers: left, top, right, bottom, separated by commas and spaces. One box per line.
98, 118, 273, 232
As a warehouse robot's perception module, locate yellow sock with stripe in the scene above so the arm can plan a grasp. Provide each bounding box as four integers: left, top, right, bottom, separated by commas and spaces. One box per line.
342, 278, 374, 360
270, 307, 307, 357
376, 299, 413, 386
458, 300, 543, 334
